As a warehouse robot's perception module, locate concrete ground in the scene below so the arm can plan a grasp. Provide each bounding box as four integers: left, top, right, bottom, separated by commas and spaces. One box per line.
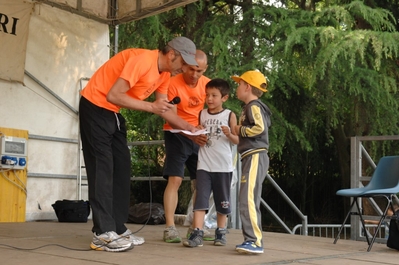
0, 221, 398, 265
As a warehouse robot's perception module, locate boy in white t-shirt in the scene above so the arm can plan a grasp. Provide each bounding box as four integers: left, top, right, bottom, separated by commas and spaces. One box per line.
183, 78, 239, 248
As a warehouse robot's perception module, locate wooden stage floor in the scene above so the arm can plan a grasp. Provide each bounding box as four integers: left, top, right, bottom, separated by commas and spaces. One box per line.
0, 221, 398, 265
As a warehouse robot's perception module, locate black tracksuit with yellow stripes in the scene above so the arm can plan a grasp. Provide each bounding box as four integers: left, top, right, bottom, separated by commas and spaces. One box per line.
237, 99, 271, 247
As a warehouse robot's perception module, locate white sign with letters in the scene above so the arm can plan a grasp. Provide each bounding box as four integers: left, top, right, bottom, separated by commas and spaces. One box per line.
0, 0, 34, 83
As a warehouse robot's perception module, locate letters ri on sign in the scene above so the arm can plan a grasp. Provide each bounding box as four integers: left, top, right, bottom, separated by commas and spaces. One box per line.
0, 13, 19, 36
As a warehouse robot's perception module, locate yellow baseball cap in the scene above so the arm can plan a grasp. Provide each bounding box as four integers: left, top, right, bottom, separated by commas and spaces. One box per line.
231, 70, 268, 92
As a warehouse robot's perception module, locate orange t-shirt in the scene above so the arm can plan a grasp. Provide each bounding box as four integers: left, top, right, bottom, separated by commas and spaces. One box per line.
81, 49, 170, 112
163, 74, 210, 130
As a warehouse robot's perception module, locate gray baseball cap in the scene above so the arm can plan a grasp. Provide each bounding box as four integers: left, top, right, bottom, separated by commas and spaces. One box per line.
168, 37, 198, 66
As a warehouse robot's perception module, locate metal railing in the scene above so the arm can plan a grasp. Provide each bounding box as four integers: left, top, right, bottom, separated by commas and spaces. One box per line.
126, 140, 307, 234
261, 135, 399, 239
292, 223, 388, 239
261, 173, 308, 235
349, 135, 399, 243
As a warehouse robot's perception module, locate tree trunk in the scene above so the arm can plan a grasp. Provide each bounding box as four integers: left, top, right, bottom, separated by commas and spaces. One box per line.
332, 125, 351, 217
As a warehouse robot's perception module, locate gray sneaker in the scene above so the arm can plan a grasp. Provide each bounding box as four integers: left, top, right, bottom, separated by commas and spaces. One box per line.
163, 226, 181, 243
187, 227, 214, 241
183, 228, 204, 247
120, 229, 145, 245
90, 231, 133, 252
214, 228, 228, 246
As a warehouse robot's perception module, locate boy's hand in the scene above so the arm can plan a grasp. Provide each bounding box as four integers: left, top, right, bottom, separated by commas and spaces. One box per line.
221, 126, 231, 137
222, 125, 239, 145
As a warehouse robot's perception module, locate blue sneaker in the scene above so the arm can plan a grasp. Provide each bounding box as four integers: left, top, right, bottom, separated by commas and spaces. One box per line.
235, 241, 264, 254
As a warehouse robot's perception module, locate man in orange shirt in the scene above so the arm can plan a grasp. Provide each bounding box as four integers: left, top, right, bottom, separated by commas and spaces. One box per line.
162, 50, 210, 243
79, 37, 198, 252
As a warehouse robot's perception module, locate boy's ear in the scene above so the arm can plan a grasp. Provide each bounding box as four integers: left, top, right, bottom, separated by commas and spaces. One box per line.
222, 94, 229, 102
246, 83, 252, 91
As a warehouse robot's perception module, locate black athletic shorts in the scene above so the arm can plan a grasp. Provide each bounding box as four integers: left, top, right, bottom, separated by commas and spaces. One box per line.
163, 131, 199, 180
193, 170, 232, 215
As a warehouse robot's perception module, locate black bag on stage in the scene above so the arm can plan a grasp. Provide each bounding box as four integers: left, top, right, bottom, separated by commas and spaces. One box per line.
128, 202, 165, 225
387, 211, 399, 250
52, 200, 90, 223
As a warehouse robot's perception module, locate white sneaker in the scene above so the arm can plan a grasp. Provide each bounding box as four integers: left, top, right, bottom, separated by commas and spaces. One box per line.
163, 226, 181, 243
121, 229, 145, 245
90, 231, 132, 252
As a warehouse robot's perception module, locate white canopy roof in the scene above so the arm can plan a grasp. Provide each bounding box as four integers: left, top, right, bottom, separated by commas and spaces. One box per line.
36, 0, 198, 25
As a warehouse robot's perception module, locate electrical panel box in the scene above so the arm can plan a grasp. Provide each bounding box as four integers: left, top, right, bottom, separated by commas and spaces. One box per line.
0, 136, 28, 170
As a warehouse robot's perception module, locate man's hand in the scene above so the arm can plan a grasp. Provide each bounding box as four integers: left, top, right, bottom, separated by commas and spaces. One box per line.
151, 98, 174, 115
192, 134, 207, 147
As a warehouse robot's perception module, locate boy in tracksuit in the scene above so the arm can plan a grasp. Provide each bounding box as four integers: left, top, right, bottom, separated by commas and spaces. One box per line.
231, 70, 272, 254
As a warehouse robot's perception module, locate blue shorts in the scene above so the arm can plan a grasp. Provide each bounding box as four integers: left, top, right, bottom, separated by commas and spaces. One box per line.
163, 131, 199, 180
193, 170, 232, 215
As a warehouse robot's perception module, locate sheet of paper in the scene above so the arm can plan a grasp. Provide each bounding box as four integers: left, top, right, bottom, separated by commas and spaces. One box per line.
169, 129, 207, 136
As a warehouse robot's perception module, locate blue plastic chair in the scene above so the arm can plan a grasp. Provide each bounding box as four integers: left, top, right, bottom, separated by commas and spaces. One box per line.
333, 155, 399, 251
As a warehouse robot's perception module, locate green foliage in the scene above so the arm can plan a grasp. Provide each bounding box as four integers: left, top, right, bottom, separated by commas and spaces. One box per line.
258, 1, 399, 223
276, 2, 398, 136
117, 16, 172, 49
115, 0, 399, 224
